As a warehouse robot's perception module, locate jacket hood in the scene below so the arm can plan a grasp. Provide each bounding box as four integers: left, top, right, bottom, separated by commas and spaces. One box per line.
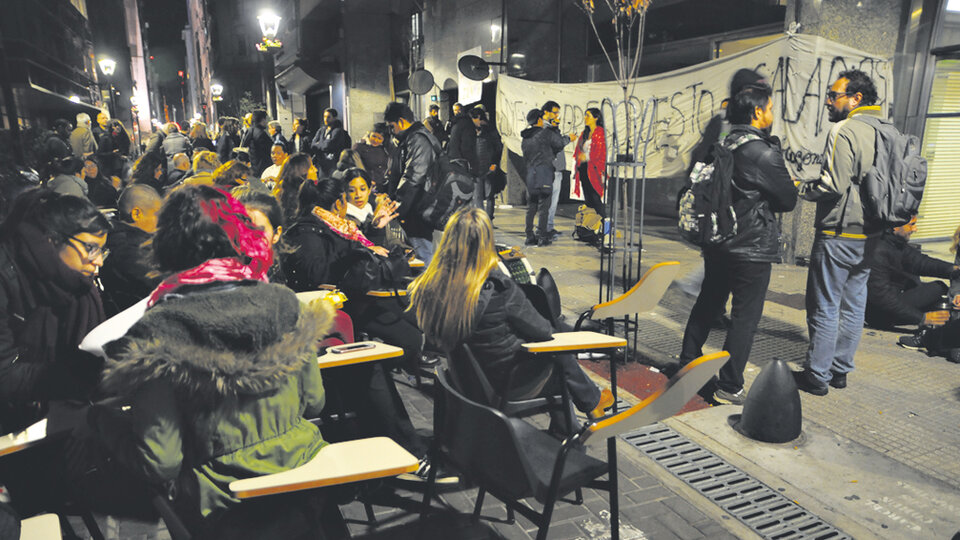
100, 282, 334, 400
521, 126, 540, 138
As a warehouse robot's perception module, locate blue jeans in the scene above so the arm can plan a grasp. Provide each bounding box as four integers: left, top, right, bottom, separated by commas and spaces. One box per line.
408, 235, 434, 265
804, 235, 870, 385
547, 171, 562, 231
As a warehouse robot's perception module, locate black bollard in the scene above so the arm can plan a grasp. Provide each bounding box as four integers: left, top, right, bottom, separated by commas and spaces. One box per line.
737, 359, 802, 443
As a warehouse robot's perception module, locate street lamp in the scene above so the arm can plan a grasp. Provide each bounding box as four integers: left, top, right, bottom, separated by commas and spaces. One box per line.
210, 83, 224, 101
98, 57, 118, 117
256, 10, 282, 118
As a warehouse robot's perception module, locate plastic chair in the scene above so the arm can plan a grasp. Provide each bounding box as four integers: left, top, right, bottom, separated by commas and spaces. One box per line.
422, 351, 728, 540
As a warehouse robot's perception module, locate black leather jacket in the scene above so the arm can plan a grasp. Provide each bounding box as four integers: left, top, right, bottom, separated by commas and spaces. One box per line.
708, 125, 797, 263
387, 123, 438, 238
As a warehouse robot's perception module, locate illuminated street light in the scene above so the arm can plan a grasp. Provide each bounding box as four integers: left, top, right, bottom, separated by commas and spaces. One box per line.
258, 10, 281, 39
69, 95, 81, 103
210, 83, 224, 102
98, 58, 116, 76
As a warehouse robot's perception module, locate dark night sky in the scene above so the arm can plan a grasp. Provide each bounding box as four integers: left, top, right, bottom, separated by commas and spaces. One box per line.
141, 0, 188, 103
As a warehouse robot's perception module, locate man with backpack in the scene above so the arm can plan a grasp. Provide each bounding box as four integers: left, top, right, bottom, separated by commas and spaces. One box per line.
384, 102, 440, 263
677, 82, 796, 405
795, 69, 886, 396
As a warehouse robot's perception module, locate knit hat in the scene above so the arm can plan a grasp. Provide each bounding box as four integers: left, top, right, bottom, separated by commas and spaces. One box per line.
729, 69, 767, 97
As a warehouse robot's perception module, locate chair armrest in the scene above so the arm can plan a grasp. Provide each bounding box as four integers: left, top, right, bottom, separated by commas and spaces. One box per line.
522, 331, 626, 354
229, 437, 418, 499
366, 289, 407, 298
580, 351, 728, 448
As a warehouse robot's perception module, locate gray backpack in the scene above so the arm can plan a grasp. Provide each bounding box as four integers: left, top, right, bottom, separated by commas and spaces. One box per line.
855, 115, 927, 227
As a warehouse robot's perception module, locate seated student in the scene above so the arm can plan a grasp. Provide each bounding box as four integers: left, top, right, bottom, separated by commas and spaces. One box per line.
0, 190, 109, 434
166, 153, 191, 185
0, 190, 108, 516
343, 167, 399, 246
260, 142, 288, 188
100, 185, 163, 316
80, 156, 120, 209
47, 156, 88, 199
282, 178, 441, 477
232, 184, 287, 283
407, 208, 613, 433
866, 215, 959, 330
130, 152, 166, 193
92, 185, 337, 536
274, 153, 318, 224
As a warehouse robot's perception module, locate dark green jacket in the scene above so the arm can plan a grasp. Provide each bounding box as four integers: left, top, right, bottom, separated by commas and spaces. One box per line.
97, 281, 333, 522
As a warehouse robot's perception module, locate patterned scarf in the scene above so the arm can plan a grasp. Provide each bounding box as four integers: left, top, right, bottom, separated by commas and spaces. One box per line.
148, 190, 273, 306
312, 206, 374, 247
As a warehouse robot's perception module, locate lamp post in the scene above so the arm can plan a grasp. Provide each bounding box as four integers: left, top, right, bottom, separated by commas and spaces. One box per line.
210, 83, 223, 125
98, 58, 118, 118
256, 9, 282, 119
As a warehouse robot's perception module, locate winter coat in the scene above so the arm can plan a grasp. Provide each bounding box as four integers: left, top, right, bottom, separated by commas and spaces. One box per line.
706, 125, 797, 264
352, 142, 389, 188
865, 229, 955, 327
388, 123, 438, 239
799, 105, 882, 236
161, 132, 192, 172
69, 126, 98, 158
462, 269, 553, 393
246, 126, 274, 177
574, 126, 606, 198
99, 220, 161, 317
521, 126, 566, 196
216, 133, 239, 164
282, 217, 356, 292
83, 174, 119, 209
191, 137, 215, 153
97, 281, 333, 522
475, 124, 503, 174
48, 174, 88, 198
311, 120, 351, 174
447, 118, 477, 172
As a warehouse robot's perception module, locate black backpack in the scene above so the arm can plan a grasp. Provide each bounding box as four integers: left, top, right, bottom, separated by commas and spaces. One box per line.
854, 116, 927, 227
677, 132, 759, 247
416, 133, 476, 230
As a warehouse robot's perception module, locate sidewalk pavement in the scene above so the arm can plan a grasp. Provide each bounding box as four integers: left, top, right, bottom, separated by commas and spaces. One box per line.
71, 204, 960, 539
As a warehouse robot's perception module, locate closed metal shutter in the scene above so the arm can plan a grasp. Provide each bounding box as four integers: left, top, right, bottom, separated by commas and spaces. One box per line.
917, 59, 960, 240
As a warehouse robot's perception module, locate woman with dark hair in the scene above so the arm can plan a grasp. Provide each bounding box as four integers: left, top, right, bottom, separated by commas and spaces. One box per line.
93, 185, 336, 536
573, 107, 607, 217
343, 167, 399, 246
81, 156, 120, 208
273, 152, 317, 224
216, 117, 241, 164
0, 189, 110, 434
282, 178, 443, 479
130, 152, 166, 193
232, 184, 288, 283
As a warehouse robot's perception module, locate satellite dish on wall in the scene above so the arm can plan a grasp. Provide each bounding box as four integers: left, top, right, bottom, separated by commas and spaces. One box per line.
408, 70, 435, 95
458, 55, 490, 82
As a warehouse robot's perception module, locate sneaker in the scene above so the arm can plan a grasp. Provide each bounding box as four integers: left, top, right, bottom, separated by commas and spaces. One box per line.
712, 388, 746, 405
524, 236, 537, 246
396, 457, 460, 485
947, 349, 960, 364
537, 237, 553, 247
419, 353, 441, 368
792, 369, 828, 396
897, 333, 925, 351
829, 372, 847, 389
548, 229, 561, 240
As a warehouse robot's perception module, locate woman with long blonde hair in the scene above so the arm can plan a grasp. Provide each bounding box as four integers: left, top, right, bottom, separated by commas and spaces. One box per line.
408, 208, 613, 430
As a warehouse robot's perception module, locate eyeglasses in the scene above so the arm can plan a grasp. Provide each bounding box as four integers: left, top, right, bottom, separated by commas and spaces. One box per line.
825, 91, 854, 102
67, 236, 109, 264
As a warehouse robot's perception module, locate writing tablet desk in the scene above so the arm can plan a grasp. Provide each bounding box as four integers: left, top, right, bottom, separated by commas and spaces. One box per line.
0, 418, 50, 458
317, 341, 404, 369
230, 437, 417, 499
522, 331, 627, 354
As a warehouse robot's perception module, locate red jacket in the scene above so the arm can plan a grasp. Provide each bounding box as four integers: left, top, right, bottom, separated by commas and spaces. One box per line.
573, 126, 606, 198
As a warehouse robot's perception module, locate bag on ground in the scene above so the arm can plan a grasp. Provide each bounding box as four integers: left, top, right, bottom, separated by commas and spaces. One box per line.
854, 116, 927, 227
677, 132, 759, 247
573, 204, 603, 244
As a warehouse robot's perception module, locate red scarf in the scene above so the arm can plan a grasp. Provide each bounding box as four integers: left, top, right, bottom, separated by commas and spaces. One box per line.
148, 190, 273, 306
312, 206, 374, 247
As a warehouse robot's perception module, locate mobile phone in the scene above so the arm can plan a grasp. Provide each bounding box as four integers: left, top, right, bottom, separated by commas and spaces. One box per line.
329, 342, 376, 354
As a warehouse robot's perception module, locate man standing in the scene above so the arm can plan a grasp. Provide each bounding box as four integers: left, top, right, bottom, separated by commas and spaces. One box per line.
70, 113, 98, 159
795, 69, 884, 395
678, 83, 797, 405
521, 109, 575, 247
268, 121, 288, 151
311, 108, 351, 176
542, 101, 569, 239
246, 110, 274, 177
384, 102, 439, 263
472, 107, 504, 219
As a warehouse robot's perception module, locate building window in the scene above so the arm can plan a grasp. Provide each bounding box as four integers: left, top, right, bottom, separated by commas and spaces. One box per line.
410, 11, 424, 70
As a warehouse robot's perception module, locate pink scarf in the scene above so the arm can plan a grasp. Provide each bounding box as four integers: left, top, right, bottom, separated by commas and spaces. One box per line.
148, 190, 273, 306
312, 206, 374, 247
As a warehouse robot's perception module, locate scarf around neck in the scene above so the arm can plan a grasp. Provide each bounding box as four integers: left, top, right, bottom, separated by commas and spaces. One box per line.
312, 206, 373, 247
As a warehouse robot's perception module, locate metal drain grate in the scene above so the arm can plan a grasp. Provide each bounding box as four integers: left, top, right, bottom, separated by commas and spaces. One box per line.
622, 424, 850, 540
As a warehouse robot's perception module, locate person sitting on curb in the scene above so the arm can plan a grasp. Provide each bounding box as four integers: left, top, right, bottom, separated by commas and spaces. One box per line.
866, 215, 959, 331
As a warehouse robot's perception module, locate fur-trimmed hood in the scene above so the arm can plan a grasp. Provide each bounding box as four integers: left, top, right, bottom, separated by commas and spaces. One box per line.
101, 281, 334, 400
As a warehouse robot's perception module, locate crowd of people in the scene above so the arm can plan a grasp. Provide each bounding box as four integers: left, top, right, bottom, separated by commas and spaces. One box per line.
0, 65, 956, 537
